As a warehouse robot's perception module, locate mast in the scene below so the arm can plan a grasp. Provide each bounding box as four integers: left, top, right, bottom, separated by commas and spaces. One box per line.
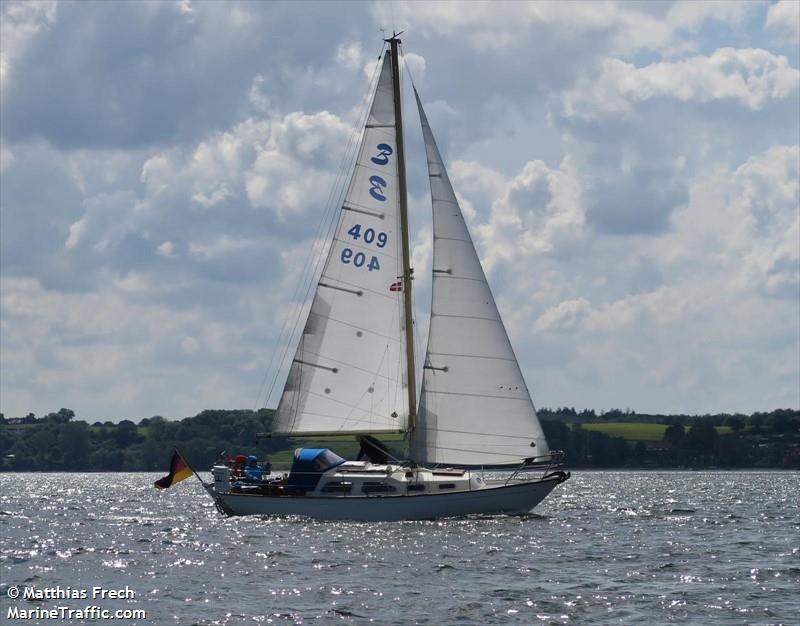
386, 33, 417, 431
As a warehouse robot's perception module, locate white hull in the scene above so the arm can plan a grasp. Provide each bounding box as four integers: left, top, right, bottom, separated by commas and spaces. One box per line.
206, 473, 566, 521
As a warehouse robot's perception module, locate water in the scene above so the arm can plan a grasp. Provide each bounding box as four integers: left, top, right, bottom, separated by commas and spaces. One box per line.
0, 471, 797, 625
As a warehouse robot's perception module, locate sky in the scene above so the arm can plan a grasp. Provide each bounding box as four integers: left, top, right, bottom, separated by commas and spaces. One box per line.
1, 0, 798, 422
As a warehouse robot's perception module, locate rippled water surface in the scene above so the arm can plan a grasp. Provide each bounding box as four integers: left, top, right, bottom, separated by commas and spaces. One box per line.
1, 471, 798, 625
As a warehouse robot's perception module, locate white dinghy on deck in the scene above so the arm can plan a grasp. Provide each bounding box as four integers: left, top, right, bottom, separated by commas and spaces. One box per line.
204, 35, 570, 520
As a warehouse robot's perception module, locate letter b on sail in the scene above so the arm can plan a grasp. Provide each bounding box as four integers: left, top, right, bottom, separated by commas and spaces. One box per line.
371, 143, 393, 166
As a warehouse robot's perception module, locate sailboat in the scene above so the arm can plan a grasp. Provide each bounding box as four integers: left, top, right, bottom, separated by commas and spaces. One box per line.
205, 35, 570, 521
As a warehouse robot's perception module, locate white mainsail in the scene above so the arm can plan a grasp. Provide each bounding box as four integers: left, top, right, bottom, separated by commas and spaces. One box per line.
273, 53, 408, 435
410, 89, 549, 466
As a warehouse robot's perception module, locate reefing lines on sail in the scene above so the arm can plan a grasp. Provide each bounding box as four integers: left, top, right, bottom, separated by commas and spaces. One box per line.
272, 48, 409, 436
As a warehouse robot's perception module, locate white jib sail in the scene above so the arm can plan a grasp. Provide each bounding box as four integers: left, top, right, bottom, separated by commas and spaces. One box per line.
410, 89, 549, 466
273, 52, 408, 435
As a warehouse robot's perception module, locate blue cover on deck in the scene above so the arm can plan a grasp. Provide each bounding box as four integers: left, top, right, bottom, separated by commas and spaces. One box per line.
285, 448, 345, 492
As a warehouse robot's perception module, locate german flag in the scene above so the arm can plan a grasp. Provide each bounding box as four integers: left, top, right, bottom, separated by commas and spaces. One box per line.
154, 449, 193, 489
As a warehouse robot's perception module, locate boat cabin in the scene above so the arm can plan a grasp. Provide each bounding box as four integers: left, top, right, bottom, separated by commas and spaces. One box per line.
213, 447, 484, 497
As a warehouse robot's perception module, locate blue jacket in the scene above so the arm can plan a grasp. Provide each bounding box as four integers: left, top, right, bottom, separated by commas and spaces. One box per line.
245, 465, 263, 481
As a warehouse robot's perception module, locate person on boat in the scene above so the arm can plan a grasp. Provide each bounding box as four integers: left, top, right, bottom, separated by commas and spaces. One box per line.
231, 454, 247, 480
244, 455, 263, 482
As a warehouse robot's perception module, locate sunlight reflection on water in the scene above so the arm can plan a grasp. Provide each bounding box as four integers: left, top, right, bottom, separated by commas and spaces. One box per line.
0, 471, 798, 624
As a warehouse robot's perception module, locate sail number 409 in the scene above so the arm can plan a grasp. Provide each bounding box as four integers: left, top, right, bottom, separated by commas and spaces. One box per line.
347, 224, 387, 248
341, 248, 380, 271
339, 223, 386, 272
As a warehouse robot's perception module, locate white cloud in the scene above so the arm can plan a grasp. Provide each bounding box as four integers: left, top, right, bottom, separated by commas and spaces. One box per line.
64, 216, 85, 251
402, 52, 426, 84
64, 190, 140, 253
665, 1, 751, 31
0, 276, 265, 419
192, 185, 233, 209
584, 286, 691, 334
479, 143, 799, 413
247, 74, 270, 113
156, 241, 175, 258
246, 148, 327, 218
670, 144, 800, 299
535, 298, 591, 332
336, 40, 364, 69
188, 235, 258, 261
0, 0, 57, 89
470, 156, 586, 270
0, 143, 14, 172
740, 216, 799, 298
376, 0, 756, 55
140, 153, 175, 191
178, 0, 194, 17
448, 160, 506, 206
1, 2, 797, 419
562, 48, 800, 120
766, 0, 800, 44
660, 144, 794, 242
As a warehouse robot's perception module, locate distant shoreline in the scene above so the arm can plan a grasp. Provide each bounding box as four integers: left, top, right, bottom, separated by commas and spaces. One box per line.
3, 408, 798, 471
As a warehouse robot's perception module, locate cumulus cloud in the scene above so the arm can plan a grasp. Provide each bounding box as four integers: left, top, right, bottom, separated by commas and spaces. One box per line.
0, 1, 384, 149
64, 190, 140, 252
1, 1, 797, 419
0, 276, 265, 419
469, 142, 799, 413
0, 0, 57, 88
156, 241, 176, 258
535, 298, 591, 333
336, 40, 364, 69
766, 0, 800, 44
376, 1, 755, 55
455, 156, 586, 270
584, 286, 691, 334
666, 144, 800, 299
552, 46, 798, 238
562, 48, 800, 120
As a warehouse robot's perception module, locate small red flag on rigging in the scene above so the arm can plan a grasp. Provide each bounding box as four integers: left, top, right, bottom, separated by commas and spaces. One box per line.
389, 281, 402, 292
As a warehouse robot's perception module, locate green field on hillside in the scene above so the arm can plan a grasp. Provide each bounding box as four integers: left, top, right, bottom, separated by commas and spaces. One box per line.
578, 422, 732, 442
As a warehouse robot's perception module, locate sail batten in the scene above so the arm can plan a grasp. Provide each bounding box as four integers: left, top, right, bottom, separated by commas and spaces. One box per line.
272, 52, 409, 435
410, 88, 549, 466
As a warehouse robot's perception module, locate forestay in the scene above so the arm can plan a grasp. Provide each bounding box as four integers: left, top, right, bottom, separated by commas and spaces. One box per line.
410, 89, 549, 466
273, 53, 408, 435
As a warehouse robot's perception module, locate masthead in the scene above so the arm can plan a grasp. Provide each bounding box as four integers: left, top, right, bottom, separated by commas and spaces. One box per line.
384, 30, 404, 44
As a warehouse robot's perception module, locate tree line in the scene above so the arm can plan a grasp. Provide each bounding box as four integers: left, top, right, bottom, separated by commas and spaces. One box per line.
0, 408, 283, 472
539, 408, 798, 468
1, 407, 798, 471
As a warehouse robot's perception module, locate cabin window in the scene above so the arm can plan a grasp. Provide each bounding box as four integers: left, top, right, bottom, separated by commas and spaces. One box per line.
362, 482, 397, 494
322, 481, 353, 493
438, 483, 456, 490
407, 484, 425, 492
